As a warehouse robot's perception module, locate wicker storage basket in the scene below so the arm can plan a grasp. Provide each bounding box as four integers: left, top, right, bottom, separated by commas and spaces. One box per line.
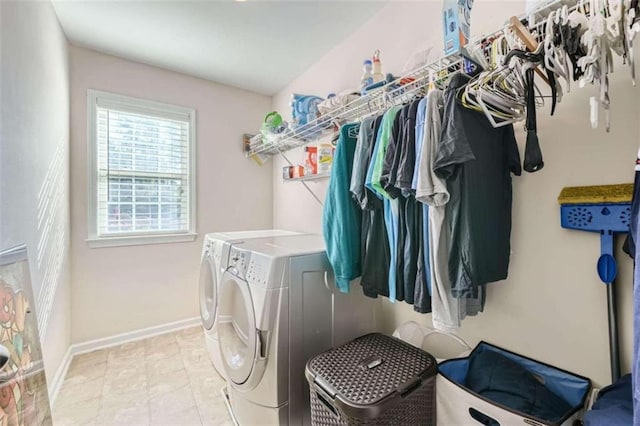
305, 333, 437, 425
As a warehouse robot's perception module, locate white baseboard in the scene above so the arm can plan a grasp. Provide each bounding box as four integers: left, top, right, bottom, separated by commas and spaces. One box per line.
48, 346, 73, 406
48, 317, 200, 405
72, 316, 200, 356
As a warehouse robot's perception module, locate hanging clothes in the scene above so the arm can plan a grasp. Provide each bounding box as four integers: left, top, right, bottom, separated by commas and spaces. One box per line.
393, 99, 431, 312
351, 116, 378, 209
322, 123, 361, 293
412, 97, 432, 301
381, 108, 408, 301
403, 195, 424, 307
434, 74, 522, 299
412, 97, 428, 194
412, 97, 433, 313
366, 106, 402, 301
380, 108, 406, 199
350, 116, 390, 298
395, 99, 421, 195
415, 89, 466, 331
368, 106, 402, 198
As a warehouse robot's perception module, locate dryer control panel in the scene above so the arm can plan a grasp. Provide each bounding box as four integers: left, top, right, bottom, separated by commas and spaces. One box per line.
227, 247, 274, 288
246, 253, 272, 288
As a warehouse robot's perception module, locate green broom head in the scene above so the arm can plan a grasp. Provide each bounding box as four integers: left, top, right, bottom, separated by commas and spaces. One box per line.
558, 184, 634, 205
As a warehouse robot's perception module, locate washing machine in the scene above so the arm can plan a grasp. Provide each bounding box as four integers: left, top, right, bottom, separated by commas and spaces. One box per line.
216, 234, 376, 425
199, 230, 299, 377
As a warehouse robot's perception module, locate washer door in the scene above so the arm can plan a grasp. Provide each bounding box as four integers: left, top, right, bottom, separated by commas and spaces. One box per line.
198, 252, 217, 331
218, 271, 257, 386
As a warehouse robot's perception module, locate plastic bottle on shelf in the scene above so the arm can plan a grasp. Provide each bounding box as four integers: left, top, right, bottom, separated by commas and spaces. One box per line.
318, 144, 334, 174
360, 60, 373, 91
372, 50, 384, 83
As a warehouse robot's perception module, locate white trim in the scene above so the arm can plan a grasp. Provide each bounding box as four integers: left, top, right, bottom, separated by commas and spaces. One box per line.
87, 91, 98, 247
92, 90, 194, 121
71, 317, 200, 356
48, 346, 72, 406
48, 317, 200, 407
86, 89, 197, 247
189, 108, 197, 236
86, 232, 197, 248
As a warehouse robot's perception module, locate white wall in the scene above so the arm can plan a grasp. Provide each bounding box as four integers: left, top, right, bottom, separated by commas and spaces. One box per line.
0, 0, 71, 387
69, 46, 273, 343
273, 0, 639, 387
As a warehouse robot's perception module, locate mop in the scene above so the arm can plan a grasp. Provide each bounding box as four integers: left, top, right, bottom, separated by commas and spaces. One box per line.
558, 183, 634, 383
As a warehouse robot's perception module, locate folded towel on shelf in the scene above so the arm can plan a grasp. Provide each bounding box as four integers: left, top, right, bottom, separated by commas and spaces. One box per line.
317, 91, 360, 115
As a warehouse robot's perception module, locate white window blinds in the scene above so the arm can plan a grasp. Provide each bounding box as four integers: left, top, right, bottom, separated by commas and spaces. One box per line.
88, 91, 196, 245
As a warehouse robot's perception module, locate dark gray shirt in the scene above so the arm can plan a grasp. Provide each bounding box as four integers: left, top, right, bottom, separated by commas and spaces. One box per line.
380, 109, 406, 199
434, 74, 522, 297
395, 99, 422, 195
351, 116, 384, 211
354, 116, 390, 299
350, 117, 377, 209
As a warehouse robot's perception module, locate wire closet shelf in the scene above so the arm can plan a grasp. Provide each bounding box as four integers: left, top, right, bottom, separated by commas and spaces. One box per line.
247, 53, 463, 157
246, 0, 575, 158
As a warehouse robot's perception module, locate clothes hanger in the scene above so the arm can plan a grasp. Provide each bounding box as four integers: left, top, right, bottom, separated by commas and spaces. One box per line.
545, 12, 570, 85
626, 0, 640, 85
605, 0, 625, 58
479, 70, 525, 111
576, 0, 614, 131
471, 54, 528, 126
508, 16, 553, 87
477, 85, 526, 127
558, 6, 573, 92
461, 73, 486, 112
428, 70, 436, 92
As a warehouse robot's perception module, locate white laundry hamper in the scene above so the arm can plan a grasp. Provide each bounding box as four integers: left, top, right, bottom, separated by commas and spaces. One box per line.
437, 341, 591, 426
392, 321, 471, 362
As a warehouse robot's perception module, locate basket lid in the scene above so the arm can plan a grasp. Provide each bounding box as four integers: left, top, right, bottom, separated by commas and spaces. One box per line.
306, 333, 436, 407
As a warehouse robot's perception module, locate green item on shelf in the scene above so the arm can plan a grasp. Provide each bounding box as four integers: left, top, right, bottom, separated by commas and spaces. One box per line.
261, 111, 287, 140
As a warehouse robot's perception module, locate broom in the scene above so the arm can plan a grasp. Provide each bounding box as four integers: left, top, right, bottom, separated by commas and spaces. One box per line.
558, 183, 633, 383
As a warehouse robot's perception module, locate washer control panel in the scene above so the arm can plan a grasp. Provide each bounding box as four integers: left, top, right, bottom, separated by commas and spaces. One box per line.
209, 240, 222, 265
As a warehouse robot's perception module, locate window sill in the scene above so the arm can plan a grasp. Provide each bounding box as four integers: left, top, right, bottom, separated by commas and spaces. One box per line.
86, 232, 198, 248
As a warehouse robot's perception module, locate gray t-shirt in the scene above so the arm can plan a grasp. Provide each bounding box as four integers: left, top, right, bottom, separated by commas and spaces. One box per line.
434, 74, 522, 297
350, 117, 377, 209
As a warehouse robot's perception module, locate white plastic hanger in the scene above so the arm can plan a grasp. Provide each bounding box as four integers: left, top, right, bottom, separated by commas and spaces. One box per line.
626, 0, 640, 84
544, 11, 571, 91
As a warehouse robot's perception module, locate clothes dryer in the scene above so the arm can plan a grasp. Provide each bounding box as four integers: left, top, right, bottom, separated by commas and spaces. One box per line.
199, 230, 298, 377
217, 234, 375, 425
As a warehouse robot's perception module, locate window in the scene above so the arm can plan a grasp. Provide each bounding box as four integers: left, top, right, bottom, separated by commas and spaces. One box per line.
87, 90, 196, 247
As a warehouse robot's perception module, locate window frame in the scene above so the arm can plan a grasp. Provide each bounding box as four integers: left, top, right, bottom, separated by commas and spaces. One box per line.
86, 89, 197, 248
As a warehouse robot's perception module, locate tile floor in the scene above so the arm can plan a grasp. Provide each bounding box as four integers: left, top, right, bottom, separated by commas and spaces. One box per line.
53, 326, 234, 426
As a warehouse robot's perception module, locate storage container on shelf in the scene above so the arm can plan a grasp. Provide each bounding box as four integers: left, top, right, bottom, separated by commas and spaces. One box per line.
360, 60, 373, 92
371, 50, 384, 83
317, 144, 334, 174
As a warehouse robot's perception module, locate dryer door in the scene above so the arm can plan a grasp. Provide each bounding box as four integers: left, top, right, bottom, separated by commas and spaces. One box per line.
217, 271, 257, 386
198, 252, 217, 330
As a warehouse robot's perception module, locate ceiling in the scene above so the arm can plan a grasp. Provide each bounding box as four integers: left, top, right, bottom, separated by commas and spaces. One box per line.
52, 0, 387, 95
